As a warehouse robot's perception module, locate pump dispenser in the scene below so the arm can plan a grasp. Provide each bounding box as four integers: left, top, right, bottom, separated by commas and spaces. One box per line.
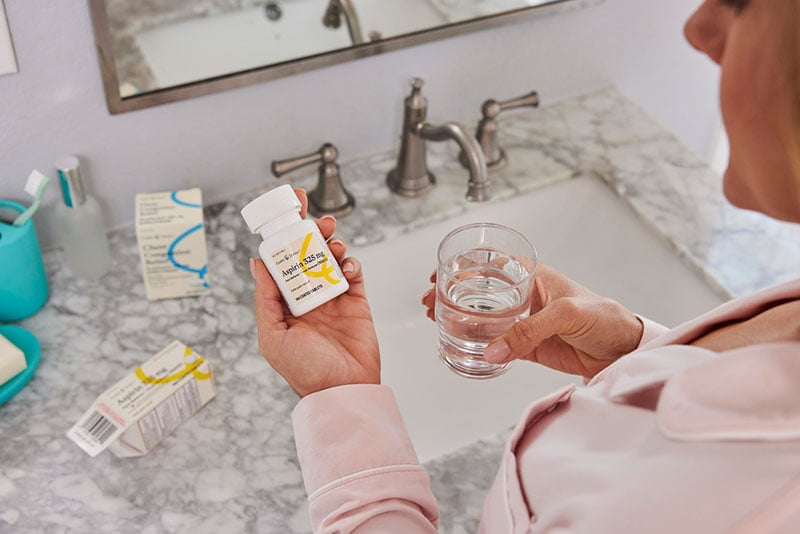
241, 185, 349, 316
55, 156, 112, 280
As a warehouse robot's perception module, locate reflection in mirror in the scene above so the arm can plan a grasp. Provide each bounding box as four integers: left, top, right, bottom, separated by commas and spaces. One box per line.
91, 0, 591, 113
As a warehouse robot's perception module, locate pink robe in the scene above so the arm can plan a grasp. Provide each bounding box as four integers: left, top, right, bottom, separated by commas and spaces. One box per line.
293, 278, 800, 533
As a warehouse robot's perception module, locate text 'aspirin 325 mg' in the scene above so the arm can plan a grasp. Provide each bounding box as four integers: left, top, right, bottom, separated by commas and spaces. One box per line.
241, 184, 349, 316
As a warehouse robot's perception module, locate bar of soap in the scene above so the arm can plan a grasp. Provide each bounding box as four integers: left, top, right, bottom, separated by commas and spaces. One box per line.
0, 333, 27, 387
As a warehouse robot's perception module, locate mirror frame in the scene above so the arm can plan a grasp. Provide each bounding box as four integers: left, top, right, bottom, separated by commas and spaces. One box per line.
88, 0, 595, 114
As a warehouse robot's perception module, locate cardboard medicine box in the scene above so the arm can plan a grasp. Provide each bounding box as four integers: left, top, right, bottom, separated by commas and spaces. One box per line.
135, 188, 210, 300
67, 341, 216, 458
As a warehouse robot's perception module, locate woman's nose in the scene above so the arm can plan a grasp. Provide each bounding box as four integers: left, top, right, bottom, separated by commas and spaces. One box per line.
684, 0, 730, 65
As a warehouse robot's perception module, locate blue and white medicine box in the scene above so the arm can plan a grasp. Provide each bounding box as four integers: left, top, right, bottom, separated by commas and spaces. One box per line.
135, 188, 211, 300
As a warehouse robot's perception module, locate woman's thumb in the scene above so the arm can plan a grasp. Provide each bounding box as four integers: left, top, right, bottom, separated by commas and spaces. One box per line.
485, 303, 566, 363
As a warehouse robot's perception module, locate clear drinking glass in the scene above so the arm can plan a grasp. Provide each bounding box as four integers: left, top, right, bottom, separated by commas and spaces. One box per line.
435, 223, 538, 379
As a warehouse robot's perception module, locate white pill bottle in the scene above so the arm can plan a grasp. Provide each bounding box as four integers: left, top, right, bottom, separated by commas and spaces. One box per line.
241, 185, 350, 316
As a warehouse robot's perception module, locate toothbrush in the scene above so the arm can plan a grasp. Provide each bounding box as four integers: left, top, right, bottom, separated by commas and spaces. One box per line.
13, 170, 51, 227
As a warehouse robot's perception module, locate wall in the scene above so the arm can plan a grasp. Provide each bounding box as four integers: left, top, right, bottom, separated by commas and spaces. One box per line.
0, 0, 720, 248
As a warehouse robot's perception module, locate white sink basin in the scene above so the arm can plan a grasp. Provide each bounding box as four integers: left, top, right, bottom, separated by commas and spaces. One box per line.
354, 174, 725, 462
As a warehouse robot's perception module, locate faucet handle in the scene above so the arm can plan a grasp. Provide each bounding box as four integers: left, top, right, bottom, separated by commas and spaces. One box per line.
271, 143, 355, 217
482, 90, 540, 119
461, 90, 540, 171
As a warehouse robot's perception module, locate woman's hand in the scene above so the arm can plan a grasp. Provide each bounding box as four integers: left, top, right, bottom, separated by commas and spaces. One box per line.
422, 263, 643, 379
252, 189, 380, 398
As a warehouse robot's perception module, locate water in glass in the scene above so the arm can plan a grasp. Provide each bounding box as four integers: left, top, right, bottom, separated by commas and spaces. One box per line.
435, 247, 532, 378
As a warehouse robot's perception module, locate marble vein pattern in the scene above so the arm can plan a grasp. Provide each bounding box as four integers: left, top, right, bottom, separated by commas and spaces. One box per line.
1, 86, 797, 532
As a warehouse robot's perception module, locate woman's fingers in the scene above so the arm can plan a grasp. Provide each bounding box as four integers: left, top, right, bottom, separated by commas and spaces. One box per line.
251, 257, 279, 299
341, 257, 368, 299
251, 257, 288, 335
534, 264, 589, 302
316, 214, 336, 240
422, 270, 437, 321
294, 188, 309, 219
421, 288, 436, 320
328, 238, 347, 263
305, 209, 347, 262
529, 276, 549, 313
293, 188, 337, 242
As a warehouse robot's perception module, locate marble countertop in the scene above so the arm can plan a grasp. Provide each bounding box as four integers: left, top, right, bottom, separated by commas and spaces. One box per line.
1, 86, 798, 533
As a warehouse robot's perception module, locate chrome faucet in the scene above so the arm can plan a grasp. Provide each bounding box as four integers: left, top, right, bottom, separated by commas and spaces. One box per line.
272, 143, 355, 217
387, 78, 490, 201
322, 0, 365, 46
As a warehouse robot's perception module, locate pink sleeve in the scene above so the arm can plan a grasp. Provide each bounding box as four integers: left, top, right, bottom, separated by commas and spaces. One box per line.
584, 315, 671, 384
636, 314, 670, 348
292, 384, 440, 533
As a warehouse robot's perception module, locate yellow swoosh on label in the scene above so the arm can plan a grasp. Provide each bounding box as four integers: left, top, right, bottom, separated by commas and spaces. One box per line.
135, 346, 212, 384
299, 232, 340, 285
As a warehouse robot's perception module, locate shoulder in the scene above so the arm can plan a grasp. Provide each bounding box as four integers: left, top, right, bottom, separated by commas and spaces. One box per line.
657, 342, 800, 441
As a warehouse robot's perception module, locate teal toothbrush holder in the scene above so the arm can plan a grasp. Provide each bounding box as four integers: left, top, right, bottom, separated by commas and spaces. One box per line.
0, 199, 49, 321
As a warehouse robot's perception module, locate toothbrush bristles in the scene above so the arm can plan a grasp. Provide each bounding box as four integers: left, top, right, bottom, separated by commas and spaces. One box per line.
24, 170, 51, 197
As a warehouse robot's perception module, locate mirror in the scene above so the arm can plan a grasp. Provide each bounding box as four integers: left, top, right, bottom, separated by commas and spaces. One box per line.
89, 0, 591, 114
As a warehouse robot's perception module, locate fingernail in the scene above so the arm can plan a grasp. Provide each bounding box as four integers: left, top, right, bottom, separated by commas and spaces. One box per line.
342, 261, 355, 273
249, 258, 257, 280
484, 339, 511, 363
320, 215, 336, 223
329, 238, 344, 248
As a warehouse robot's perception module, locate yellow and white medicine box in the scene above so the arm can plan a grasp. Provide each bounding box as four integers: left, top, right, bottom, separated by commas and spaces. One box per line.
135, 188, 210, 300
67, 341, 216, 458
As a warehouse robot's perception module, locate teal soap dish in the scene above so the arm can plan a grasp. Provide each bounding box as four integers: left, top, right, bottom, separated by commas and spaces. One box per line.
0, 325, 41, 407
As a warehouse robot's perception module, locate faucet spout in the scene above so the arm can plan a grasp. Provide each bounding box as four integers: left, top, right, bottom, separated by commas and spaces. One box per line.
322, 0, 365, 45
417, 122, 490, 201
387, 78, 491, 201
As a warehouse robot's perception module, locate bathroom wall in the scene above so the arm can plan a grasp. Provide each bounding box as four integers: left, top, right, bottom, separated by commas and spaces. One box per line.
0, 0, 719, 248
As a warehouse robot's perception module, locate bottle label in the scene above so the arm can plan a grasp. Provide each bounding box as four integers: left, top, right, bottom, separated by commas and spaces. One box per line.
271, 232, 342, 303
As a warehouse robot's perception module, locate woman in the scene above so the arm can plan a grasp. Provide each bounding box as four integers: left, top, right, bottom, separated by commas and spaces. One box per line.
250, 0, 800, 531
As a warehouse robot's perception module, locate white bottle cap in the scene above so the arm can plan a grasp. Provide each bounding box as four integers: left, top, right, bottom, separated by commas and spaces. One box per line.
240, 184, 301, 234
